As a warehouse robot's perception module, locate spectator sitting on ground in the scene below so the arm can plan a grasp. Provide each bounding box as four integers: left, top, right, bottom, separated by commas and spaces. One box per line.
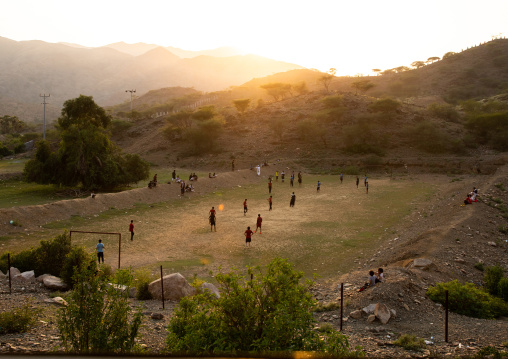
376, 268, 384, 283
175, 176, 181, 183
368, 270, 377, 287
464, 194, 472, 205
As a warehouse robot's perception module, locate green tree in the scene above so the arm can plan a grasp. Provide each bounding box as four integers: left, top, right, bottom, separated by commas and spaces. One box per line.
184, 118, 224, 154
232, 99, 251, 114
442, 52, 457, 60
58, 264, 142, 353
351, 80, 375, 95
268, 118, 287, 142
23, 95, 150, 189
192, 106, 215, 121
166, 257, 363, 355
372, 69, 382, 76
260, 83, 292, 101
426, 56, 440, 64
484, 265, 504, 297
318, 68, 336, 93
411, 61, 426, 69
167, 111, 193, 128
0, 115, 26, 134
394, 66, 410, 73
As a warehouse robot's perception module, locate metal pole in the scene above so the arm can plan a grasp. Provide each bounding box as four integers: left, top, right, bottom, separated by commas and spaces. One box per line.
340, 283, 344, 331
445, 290, 449, 343
8, 253, 12, 294
125, 89, 136, 116
40, 94, 50, 140
118, 234, 121, 269
160, 265, 165, 309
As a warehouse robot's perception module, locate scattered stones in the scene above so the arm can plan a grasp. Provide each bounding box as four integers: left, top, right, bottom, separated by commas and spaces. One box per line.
44, 297, 68, 306
150, 313, 164, 320
367, 314, 376, 323
487, 242, 497, 247
350, 310, 363, 319
455, 258, 466, 264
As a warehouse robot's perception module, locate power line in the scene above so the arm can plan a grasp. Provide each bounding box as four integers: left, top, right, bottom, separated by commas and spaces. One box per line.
40, 93, 50, 140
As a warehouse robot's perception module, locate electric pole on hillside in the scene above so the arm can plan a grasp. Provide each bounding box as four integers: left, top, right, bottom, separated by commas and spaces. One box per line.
125, 89, 136, 117
40, 93, 50, 140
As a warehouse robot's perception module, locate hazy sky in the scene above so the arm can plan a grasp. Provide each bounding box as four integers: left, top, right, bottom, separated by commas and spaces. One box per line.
1, 0, 507, 75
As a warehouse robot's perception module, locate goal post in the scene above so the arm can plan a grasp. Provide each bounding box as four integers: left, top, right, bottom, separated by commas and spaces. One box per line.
70, 230, 122, 269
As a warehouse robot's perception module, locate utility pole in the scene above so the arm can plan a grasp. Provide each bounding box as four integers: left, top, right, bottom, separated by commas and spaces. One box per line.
125, 89, 136, 117
40, 93, 50, 140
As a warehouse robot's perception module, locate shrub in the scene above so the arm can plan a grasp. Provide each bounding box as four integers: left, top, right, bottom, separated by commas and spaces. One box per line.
60, 247, 93, 288
58, 264, 142, 353
0, 301, 41, 334
393, 334, 426, 351
113, 267, 134, 287
428, 103, 461, 122
426, 280, 508, 319
166, 257, 363, 355
134, 269, 154, 300
33, 232, 72, 276
10, 248, 37, 273
484, 265, 504, 296
369, 98, 400, 113
474, 262, 485, 272
321, 95, 343, 108
498, 277, 508, 302
314, 301, 341, 312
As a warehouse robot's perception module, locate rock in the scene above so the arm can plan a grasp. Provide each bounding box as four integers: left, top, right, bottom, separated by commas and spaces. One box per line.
107, 283, 128, 293
403, 303, 410, 311
44, 297, 68, 306
367, 314, 376, 323
487, 242, 497, 247
42, 275, 69, 291
455, 258, 466, 264
129, 287, 137, 298
16, 270, 35, 282
151, 313, 164, 320
9, 267, 21, 277
390, 309, 397, 318
200, 282, 220, 298
148, 273, 195, 301
362, 303, 377, 314
36, 274, 52, 283
350, 310, 363, 319
413, 258, 433, 269
374, 303, 391, 324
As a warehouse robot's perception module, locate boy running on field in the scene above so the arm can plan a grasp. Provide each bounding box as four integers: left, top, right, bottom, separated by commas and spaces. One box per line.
255, 214, 263, 233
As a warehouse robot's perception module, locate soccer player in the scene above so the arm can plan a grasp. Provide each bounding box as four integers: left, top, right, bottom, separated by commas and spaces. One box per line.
255, 214, 263, 234
243, 199, 248, 216
209, 207, 216, 231
268, 195, 272, 211
244, 226, 254, 248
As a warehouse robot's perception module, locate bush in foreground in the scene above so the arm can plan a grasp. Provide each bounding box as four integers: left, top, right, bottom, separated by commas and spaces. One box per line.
0, 301, 40, 334
58, 264, 142, 353
166, 257, 363, 356
426, 280, 508, 319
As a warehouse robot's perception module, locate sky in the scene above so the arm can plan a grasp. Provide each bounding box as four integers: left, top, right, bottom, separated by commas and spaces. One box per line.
1, 0, 507, 75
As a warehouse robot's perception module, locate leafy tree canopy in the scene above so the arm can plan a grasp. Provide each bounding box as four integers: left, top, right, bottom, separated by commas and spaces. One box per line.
24, 95, 149, 190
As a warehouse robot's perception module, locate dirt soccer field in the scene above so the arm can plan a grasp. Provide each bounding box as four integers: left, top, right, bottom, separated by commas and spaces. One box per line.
2, 168, 442, 279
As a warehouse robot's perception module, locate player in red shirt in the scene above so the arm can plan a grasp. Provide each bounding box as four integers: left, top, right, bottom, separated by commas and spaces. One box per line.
244, 226, 254, 247
268, 195, 272, 211
129, 220, 134, 241
209, 207, 216, 232
243, 199, 248, 216
255, 214, 262, 233
268, 179, 272, 194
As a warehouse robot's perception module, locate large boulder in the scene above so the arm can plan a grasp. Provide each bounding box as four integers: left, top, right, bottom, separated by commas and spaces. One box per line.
43, 275, 69, 291
148, 273, 195, 301
413, 258, 433, 270
44, 297, 68, 307
362, 303, 377, 314
14, 270, 35, 282
374, 303, 391, 324
0, 270, 6, 280
36, 274, 52, 283
9, 267, 21, 277
200, 282, 220, 298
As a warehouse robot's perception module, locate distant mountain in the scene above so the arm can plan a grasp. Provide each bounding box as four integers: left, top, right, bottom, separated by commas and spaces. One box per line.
102, 41, 245, 58
0, 36, 303, 122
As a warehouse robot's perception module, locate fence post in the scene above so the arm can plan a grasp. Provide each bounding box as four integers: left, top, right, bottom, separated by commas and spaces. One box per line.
118, 234, 121, 269
340, 283, 344, 331
445, 290, 449, 342
160, 265, 165, 309
8, 253, 12, 294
